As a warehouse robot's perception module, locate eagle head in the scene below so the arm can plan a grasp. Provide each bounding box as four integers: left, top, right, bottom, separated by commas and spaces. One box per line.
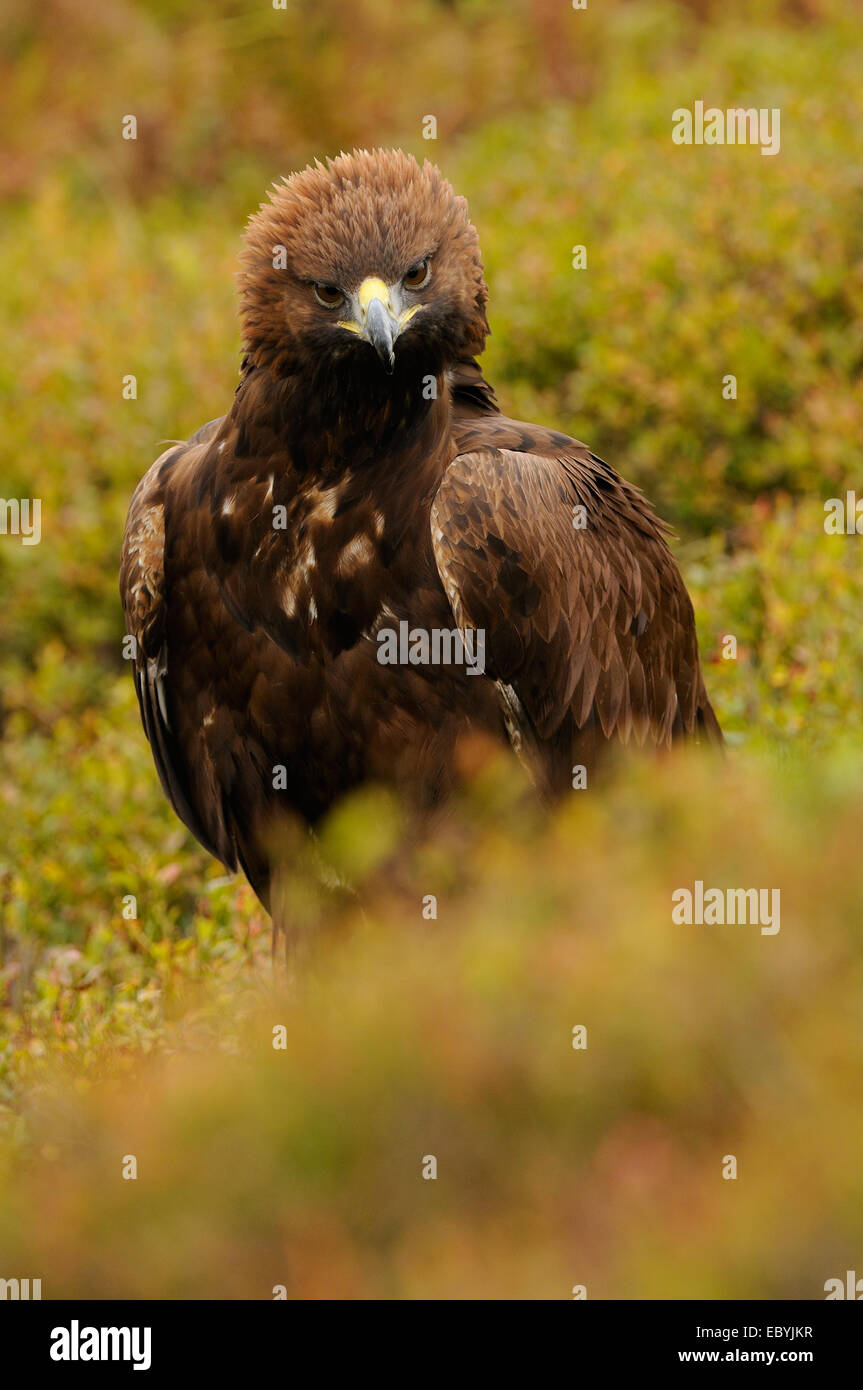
238, 148, 490, 392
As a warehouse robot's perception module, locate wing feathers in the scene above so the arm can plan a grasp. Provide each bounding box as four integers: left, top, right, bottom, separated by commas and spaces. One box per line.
431, 443, 721, 758
120, 446, 237, 872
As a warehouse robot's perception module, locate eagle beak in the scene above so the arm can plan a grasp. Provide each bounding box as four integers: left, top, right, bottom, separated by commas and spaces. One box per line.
338, 276, 422, 374
363, 291, 396, 373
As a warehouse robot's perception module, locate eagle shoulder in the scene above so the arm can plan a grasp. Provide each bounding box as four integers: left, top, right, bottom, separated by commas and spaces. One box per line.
430, 427, 722, 757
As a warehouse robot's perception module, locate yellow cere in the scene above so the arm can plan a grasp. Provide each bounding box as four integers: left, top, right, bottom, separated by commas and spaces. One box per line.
357, 277, 391, 312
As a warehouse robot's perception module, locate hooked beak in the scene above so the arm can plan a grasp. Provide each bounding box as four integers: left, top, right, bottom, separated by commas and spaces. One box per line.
338, 276, 422, 374
363, 293, 396, 373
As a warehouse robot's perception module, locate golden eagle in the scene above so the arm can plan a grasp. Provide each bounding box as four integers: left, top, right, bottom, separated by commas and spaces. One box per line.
121, 149, 721, 919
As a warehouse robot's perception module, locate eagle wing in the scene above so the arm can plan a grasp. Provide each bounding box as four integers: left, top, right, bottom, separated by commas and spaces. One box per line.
119, 420, 239, 872
430, 432, 722, 754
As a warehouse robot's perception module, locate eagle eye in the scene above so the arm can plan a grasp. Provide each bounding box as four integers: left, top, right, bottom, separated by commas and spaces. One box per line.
403, 258, 431, 291
314, 282, 344, 308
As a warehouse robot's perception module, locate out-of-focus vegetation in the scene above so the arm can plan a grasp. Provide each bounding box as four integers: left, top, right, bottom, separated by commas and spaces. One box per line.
3, 757, 863, 1298
1, 0, 862, 1298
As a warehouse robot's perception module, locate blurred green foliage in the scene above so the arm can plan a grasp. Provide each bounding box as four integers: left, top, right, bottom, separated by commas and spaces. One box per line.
1, 0, 862, 1298
3, 756, 863, 1297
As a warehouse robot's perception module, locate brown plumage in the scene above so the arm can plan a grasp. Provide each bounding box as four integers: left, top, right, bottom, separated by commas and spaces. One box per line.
121, 148, 721, 918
